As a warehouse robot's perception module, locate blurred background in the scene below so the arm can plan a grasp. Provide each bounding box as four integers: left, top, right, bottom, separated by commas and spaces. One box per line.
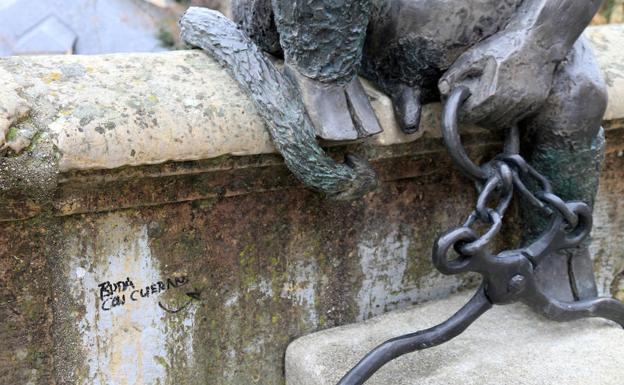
0, 0, 621, 56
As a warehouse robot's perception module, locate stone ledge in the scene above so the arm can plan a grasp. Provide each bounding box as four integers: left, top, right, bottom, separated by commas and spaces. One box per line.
0, 25, 622, 222
0, 26, 621, 173
586, 24, 624, 122
286, 291, 624, 385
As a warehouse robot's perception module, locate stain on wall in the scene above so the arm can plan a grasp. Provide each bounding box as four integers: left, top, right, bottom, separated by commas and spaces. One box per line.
48, 167, 487, 385
0, 128, 622, 385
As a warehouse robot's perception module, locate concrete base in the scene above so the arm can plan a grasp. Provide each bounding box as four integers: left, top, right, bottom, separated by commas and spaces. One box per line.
286, 291, 624, 385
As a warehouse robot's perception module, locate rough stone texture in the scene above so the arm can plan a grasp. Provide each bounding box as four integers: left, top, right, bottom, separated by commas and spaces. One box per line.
0, 51, 273, 172
286, 291, 624, 385
0, 219, 56, 385
0, 24, 622, 385
0, 48, 437, 173
585, 24, 624, 122
0, 128, 621, 385
592, 128, 624, 298
0, 26, 619, 173
48, 144, 495, 385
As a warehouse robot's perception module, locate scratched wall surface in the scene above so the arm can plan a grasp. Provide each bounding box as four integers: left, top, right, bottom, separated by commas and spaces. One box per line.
50, 165, 486, 385
0, 127, 623, 385
0, 219, 55, 385
592, 131, 624, 299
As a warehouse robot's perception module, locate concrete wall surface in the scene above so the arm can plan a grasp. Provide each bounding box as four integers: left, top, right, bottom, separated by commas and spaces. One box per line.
0, 25, 623, 385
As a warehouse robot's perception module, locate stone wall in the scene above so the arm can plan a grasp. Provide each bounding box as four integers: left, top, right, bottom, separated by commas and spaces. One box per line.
0, 25, 623, 385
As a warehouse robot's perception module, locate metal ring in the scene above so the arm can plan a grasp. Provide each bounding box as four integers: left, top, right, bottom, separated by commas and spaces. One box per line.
536, 192, 579, 229
504, 125, 520, 155
510, 170, 552, 216
561, 202, 593, 247
473, 164, 513, 223
496, 162, 514, 195
502, 155, 553, 193
433, 227, 479, 275
459, 209, 503, 256
476, 175, 501, 223
493, 162, 514, 217
495, 188, 513, 219
463, 211, 479, 227
501, 154, 529, 173
442, 86, 489, 183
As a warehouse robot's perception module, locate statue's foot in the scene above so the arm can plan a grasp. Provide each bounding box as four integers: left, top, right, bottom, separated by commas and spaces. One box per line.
534, 246, 598, 302
284, 64, 382, 141
390, 84, 423, 134
569, 246, 599, 299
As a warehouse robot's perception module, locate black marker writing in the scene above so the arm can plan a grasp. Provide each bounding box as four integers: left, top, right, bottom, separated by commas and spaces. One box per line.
98, 276, 189, 311
98, 277, 135, 301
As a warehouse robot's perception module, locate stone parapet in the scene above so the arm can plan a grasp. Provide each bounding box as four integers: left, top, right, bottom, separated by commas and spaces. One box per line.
0, 27, 620, 174
0, 25, 623, 385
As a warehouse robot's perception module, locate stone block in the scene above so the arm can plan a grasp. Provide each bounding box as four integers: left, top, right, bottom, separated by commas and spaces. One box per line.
286, 291, 624, 385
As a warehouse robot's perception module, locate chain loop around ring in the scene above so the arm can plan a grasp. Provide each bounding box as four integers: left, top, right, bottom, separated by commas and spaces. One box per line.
433, 227, 479, 275
501, 154, 553, 193
510, 170, 552, 215
476, 175, 501, 223
458, 209, 503, 256
475, 161, 514, 222
536, 191, 579, 229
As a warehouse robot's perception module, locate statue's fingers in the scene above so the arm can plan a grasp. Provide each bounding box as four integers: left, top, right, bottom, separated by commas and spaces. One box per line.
439, 54, 486, 96
344, 77, 383, 137
457, 58, 501, 124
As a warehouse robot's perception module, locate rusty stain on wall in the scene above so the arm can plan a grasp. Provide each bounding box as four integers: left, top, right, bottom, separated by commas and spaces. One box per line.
0, 26, 623, 385
0, 127, 621, 385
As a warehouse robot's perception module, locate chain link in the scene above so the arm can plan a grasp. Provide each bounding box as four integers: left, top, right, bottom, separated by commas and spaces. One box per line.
450, 152, 584, 259
336, 86, 614, 385
440, 89, 585, 262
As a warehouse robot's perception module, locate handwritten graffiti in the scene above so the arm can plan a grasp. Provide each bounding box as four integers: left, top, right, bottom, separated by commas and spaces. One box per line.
98, 276, 189, 311
98, 277, 135, 301
158, 290, 202, 314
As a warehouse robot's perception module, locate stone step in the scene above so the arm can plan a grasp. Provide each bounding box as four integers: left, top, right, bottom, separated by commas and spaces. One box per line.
286, 291, 624, 385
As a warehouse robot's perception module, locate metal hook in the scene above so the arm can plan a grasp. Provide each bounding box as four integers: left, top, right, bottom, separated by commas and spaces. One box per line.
336, 286, 492, 385
441, 86, 489, 183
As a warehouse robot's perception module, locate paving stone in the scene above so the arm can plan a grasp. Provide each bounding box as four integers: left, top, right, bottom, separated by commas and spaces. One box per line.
286, 291, 624, 385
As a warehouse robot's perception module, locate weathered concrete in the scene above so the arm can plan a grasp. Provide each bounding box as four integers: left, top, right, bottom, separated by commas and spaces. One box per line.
0, 26, 620, 173
0, 25, 623, 385
586, 25, 624, 122
0, 51, 437, 173
49, 157, 495, 385
0, 129, 619, 385
286, 291, 624, 385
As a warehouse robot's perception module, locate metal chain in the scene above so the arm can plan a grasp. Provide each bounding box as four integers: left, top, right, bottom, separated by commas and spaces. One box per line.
453, 154, 581, 259
336, 86, 624, 385
440, 87, 579, 260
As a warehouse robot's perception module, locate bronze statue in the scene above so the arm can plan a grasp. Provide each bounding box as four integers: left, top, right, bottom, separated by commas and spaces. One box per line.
190, 0, 608, 310
180, 1, 620, 383
230, 0, 607, 295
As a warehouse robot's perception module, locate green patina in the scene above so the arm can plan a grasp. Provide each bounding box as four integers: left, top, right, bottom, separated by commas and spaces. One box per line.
524, 141, 603, 242
6, 126, 18, 142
